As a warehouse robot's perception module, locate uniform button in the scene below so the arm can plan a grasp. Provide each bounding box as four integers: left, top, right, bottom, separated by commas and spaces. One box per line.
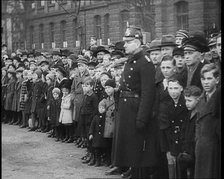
130, 68, 133, 71
120, 90, 123, 92
175, 140, 178, 144
174, 130, 177, 133
133, 61, 136, 63
124, 61, 127, 64
180, 120, 183, 122
99, 132, 101, 134
172, 121, 174, 123
123, 79, 125, 82
128, 75, 131, 78
127, 84, 129, 86
124, 98, 127, 102
100, 116, 102, 118
99, 125, 101, 127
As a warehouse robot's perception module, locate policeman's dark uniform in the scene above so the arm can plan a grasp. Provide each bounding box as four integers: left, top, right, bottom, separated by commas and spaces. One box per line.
113, 26, 160, 178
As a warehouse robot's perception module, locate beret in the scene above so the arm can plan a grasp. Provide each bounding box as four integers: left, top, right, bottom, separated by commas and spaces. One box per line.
52, 87, 61, 94
172, 47, 184, 56
104, 79, 116, 88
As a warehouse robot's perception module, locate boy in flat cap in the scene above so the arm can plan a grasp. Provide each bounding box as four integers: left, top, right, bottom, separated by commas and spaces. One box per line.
113, 26, 160, 178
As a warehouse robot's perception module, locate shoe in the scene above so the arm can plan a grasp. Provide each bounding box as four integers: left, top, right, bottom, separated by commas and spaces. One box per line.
66, 138, 74, 143
62, 137, 69, 142
121, 168, 132, 178
81, 152, 90, 160
20, 125, 26, 128
55, 138, 60, 142
35, 128, 41, 132
105, 167, 120, 175
94, 159, 101, 167
28, 128, 36, 132
82, 154, 92, 164
88, 155, 95, 166
48, 133, 53, 138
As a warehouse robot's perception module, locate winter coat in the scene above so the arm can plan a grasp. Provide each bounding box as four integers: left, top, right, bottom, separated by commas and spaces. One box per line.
165, 94, 188, 157
93, 80, 108, 101
2, 76, 9, 108
48, 98, 61, 127
59, 94, 73, 124
194, 91, 221, 179
89, 113, 108, 148
23, 79, 33, 114
113, 50, 160, 167
100, 97, 115, 138
18, 79, 28, 111
11, 78, 23, 112
4, 78, 16, 111
71, 69, 89, 122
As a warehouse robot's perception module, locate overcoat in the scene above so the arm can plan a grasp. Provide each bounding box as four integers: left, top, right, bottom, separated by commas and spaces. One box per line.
48, 98, 61, 127
23, 79, 33, 114
71, 69, 89, 122
18, 79, 28, 111
2, 75, 9, 108
59, 94, 73, 124
113, 50, 160, 167
4, 78, 16, 111
89, 113, 108, 148
11, 78, 23, 112
194, 90, 221, 179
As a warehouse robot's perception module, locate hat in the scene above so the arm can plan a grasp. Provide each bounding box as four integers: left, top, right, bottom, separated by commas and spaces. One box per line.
16, 67, 24, 73
123, 26, 143, 41
12, 56, 21, 62
77, 56, 89, 65
52, 50, 61, 56
111, 50, 125, 58
147, 38, 161, 52
115, 41, 125, 52
52, 87, 61, 95
39, 59, 50, 66
60, 49, 71, 57
35, 51, 42, 57
160, 34, 177, 47
56, 66, 67, 77
175, 29, 189, 38
34, 69, 43, 78
29, 59, 36, 64
182, 35, 209, 53
61, 79, 72, 90
100, 71, 112, 79
104, 79, 116, 88
208, 37, 216, 47
68, 54, 78, 62
173, 47, 184, 56
93, 46, 110, 57
88, 61, 98, 67
7, 68, 16, 74
46, 72, 55, 81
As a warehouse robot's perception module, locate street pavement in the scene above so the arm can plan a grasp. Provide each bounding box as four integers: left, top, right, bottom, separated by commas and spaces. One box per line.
2, 124, 120, 179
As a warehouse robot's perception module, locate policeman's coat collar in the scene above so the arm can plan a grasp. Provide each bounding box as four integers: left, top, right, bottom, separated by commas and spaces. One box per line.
127, 49, 143, 64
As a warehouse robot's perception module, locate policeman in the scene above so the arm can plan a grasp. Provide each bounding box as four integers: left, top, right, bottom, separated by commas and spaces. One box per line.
113, 26, 160, 178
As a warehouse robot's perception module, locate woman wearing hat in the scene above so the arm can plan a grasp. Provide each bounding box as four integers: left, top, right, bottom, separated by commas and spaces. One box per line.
4, 69, 17, 124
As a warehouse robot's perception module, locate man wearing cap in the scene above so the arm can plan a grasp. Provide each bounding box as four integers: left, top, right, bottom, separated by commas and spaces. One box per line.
160, 34, 177, 57
39, 57, 50, 73
71, 56, 90, 140
175, 29, 189, 47
50, 49, 63, 68
113, 26, 160, 178
182, 34, 210, 90
147, 38, 164, 82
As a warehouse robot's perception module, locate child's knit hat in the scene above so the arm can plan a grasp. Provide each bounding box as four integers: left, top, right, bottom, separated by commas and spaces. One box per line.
52, 87, 61, 95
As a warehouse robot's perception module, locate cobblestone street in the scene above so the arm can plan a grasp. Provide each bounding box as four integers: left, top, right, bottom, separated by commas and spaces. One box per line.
2, 124, 120, 179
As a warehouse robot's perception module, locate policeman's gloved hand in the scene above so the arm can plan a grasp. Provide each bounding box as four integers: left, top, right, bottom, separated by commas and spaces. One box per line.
136, 120, 145, 130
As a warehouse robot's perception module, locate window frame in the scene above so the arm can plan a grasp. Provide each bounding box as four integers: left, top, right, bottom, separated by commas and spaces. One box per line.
175, 1, 189, 31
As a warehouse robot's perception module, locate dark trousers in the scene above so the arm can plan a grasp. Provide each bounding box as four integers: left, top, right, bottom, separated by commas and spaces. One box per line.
5, 110, 13, 123
152, 152, 169, 179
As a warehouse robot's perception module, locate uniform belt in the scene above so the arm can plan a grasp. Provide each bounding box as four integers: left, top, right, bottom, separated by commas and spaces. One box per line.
120, 91, 140, 98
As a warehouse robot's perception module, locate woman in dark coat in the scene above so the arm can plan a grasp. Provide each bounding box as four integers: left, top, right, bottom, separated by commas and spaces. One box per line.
4, 69, 17, 124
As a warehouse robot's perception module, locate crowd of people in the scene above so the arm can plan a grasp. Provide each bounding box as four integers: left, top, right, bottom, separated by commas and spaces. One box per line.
1, 27, 221, 179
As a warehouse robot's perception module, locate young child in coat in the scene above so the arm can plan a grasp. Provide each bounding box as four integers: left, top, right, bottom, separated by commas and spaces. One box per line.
166, 77, 188, 179
80, 77, 98, 164
88, 100, 107, 167
100, 79, 116, 166
48, 88, 62, 142
58, 79, 73, 143
176, 85, 201, 179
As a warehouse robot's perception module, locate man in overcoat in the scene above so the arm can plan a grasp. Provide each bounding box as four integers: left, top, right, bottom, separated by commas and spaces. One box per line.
113, 26, 160, 178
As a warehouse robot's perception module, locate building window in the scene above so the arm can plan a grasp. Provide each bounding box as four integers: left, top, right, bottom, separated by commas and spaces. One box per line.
120, 10, 129, 38
60, 20, 66, 47
49, 22, 55, 43
30, 26, 34, 48
39, 24, 44, 48
175, 1, 189, 30
94, 15, 101, 39
104, 14, 110, 45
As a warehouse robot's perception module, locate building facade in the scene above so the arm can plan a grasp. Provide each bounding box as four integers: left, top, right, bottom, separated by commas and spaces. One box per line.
2, 0, 221, 53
